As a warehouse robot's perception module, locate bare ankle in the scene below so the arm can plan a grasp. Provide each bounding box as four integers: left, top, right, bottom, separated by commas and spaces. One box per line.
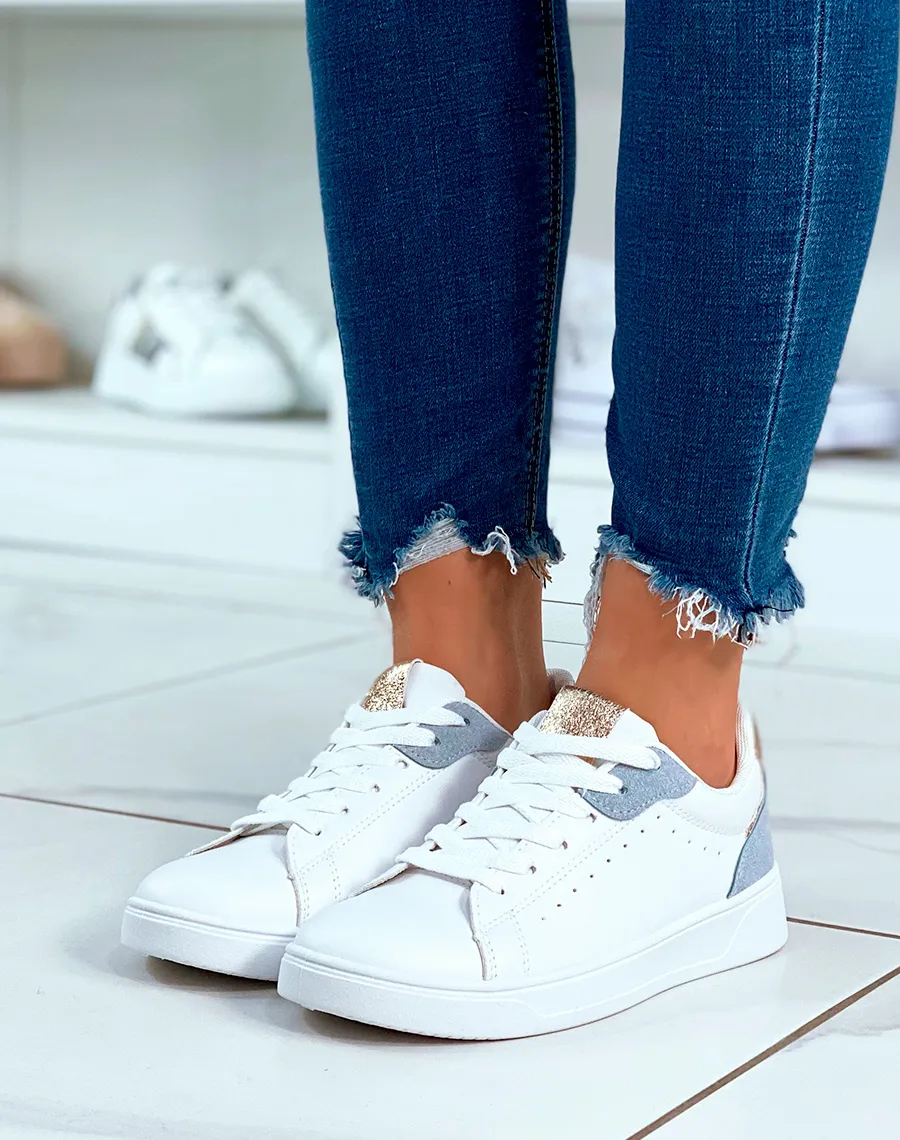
578, 560, 742, 788
388, 548, 550, 731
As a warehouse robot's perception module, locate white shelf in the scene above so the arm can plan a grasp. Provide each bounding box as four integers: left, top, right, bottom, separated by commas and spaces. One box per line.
0, 0, 305, 14
0, 390, 335, 574
0, 0, 624, 18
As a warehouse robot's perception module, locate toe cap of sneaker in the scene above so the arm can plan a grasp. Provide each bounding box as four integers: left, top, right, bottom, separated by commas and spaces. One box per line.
292, 870, 484, 986
130, 833, 297, 936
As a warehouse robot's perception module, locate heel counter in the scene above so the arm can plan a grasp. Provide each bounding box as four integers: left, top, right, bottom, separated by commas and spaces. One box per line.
727, 801, 775, 898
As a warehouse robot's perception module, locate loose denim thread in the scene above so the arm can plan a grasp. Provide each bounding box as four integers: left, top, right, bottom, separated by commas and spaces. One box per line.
340, 504, 563, 604
585, 525, 804, 648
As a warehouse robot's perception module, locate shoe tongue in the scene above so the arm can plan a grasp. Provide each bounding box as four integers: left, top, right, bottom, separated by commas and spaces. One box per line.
361, 660, 465, 713
539, 685, 660, 749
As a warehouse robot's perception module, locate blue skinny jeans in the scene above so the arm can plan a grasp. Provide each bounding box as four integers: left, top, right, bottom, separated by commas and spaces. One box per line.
306, 0, 898, 644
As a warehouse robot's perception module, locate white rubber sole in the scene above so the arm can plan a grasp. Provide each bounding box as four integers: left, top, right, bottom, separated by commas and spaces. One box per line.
121, 899, 292, 981
816, 389, 900, 453
94, 353, 298, 419
277, 869, 787, 1039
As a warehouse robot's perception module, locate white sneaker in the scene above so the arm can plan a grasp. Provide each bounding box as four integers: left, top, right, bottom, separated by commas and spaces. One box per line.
279, 686, 787, 1038
93, 264, 297, 418
227, 269, 335, 414
552, 255, 615, 450
816, 380, 900, 454
121, 661, 514, 980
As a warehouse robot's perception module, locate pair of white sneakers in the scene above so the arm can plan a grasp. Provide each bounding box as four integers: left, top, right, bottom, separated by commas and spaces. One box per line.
121, 660, 787, 1040
94, 264, 339, 419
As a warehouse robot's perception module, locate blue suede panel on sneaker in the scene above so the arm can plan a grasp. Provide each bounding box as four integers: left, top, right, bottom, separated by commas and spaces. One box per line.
395, 703, 509, 770
727, 801, 775, 897
580, 748, 697, 821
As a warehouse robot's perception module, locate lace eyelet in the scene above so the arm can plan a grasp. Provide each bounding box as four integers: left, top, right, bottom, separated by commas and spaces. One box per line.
432, 737, 441, 747
371, 784, 381, 793
530, 865, 537, 874
618, 786, 627, 795
561, 840, 569, 850
314, 829, 323, 837
341, 807, 350, 815
398, 759, 409, 768
462, 718, 471, 727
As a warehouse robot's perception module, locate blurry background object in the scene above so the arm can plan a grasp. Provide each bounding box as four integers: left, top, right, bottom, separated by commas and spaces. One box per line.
552, 255, 614, 450
92, 264, 334, 419
93, 264, 298, 418
228, 268, 333, 414
0, 285, 67, 388
816, 380, 900, 455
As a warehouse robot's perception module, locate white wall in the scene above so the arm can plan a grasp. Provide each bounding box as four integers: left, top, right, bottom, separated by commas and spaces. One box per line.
0, 21, 15, 274
0, 14, 330, 372
0, 12, 897, 384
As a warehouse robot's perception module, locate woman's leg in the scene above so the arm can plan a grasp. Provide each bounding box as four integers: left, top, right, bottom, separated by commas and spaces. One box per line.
306, 0, 575, 729
580, 0, 898, 785
278, 1, 898, 1041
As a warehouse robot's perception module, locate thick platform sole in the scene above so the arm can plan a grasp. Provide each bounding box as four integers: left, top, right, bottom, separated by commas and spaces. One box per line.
121, 899, 292, 981
277, 868, 787, 1039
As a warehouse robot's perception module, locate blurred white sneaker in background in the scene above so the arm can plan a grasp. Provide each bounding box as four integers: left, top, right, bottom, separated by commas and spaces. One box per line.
816, 380, 900, 455
552, 256, 614, 450
93, 264, 298, 418
228, 269, 334, 414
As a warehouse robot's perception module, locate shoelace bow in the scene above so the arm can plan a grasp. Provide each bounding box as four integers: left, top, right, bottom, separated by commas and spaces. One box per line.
229, 703, 466, 837
400, 720, 663, 893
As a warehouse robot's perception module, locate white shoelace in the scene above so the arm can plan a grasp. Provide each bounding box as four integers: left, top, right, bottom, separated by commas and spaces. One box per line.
142, 274, 247, 348
229, 703, 467, 838
401, 720, 662, 893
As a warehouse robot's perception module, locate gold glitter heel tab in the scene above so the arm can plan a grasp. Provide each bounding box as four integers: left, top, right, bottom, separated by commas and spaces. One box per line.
361, 661, 416, 712
540, 686, 625, 739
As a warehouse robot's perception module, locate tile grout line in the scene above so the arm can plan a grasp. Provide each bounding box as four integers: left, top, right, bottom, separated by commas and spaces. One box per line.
0, 535, 325, 577
788, 915, 900, 942
0, 791, 227, 832
625, 963, 900, 1139
0, 629, 371, 731
0, 569, 371, 624
0, 424, 331, 462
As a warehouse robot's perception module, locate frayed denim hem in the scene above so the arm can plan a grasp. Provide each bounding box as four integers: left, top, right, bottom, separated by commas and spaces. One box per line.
585, 524, 805, 647
340, 504, 564, 605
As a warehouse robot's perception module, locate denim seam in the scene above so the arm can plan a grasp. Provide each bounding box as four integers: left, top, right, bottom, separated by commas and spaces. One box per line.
526, 0, 565, 533
741, 0, 827, 601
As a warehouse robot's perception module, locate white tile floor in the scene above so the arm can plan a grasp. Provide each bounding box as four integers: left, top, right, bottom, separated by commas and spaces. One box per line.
2, 544, 900, 1139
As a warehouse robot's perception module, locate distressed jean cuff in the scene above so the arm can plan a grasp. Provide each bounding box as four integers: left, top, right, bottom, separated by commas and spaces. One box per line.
585, 524, 805, 647
339, 504, 564, 604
